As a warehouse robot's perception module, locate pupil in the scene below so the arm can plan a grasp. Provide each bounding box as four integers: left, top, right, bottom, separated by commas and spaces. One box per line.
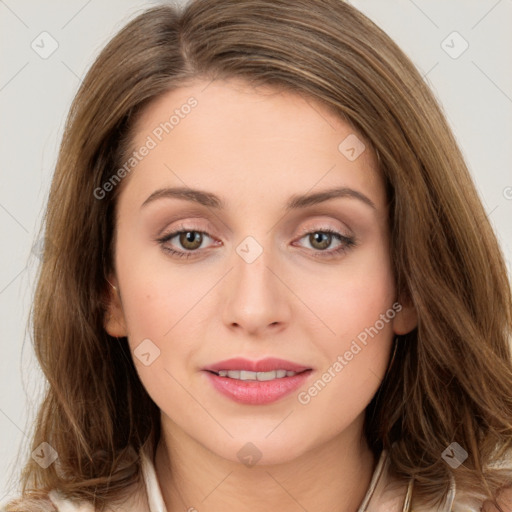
312, 232, 330, 250
181, 231, 201, 249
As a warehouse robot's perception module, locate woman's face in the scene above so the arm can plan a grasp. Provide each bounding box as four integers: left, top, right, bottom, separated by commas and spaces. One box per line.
105, 78, 416, 464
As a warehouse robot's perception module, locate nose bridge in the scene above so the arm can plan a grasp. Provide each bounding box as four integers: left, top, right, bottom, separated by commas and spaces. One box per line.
222, 234, 290, 334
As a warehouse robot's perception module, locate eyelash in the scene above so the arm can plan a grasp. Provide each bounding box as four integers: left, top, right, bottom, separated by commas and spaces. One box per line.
156, 225, 356, 260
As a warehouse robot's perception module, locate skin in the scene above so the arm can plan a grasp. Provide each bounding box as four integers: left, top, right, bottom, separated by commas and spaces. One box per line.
104, 78, 417, 512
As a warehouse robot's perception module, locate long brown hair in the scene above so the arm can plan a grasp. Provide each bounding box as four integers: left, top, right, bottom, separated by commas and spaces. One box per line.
5, 0, 512, 510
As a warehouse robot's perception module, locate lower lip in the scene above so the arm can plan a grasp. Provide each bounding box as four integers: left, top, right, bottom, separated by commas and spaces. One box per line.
204, 370, 313, 405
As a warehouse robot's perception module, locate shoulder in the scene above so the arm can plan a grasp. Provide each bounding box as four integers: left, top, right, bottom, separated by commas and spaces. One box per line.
1, 442, 155, 512
376, 449, 512, 512
0, 485, 148, 512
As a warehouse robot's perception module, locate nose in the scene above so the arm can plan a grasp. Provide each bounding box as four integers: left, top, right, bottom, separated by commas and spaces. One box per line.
221, 239, 291, 337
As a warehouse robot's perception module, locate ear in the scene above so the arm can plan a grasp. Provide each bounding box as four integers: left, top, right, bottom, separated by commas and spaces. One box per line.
103, 275, 128, 337
392, 298, 418, 335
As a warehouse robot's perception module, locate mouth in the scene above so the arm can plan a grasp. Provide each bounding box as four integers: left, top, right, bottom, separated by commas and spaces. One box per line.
202, 357, 313, 405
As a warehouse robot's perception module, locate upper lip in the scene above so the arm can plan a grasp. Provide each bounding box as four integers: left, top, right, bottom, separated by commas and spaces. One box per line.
203, 357, 312, 373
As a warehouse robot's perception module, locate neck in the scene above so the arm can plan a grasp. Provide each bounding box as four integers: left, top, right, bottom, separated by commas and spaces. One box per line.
154, 414, 376, 512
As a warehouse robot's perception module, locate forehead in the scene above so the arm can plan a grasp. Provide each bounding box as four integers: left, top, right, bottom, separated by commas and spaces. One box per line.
120, 78, 386, 212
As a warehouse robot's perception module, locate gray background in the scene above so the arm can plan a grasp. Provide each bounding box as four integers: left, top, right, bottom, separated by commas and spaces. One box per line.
1, 0, 511, 502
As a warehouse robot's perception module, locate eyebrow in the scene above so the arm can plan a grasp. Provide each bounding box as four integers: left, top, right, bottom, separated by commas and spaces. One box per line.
140, 186, 376, 211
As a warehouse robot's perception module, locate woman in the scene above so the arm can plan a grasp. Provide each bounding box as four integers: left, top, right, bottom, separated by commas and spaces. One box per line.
4, 0, 512, 511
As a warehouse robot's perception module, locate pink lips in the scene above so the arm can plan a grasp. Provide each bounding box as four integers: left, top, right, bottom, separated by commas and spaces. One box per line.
202, 357, 313, 405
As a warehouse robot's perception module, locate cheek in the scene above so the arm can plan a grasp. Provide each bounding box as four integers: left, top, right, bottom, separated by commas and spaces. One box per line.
297, 233, 395, 342
114, 255, 201, 407
114, 239, 217, 392
295, 235, 396, 399
114, 229, 207, 341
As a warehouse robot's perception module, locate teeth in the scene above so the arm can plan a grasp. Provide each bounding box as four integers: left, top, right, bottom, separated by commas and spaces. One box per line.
216, 369, 298, 380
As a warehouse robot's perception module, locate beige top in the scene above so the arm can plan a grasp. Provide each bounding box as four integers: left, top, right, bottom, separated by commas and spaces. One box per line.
15, 443, 505, 512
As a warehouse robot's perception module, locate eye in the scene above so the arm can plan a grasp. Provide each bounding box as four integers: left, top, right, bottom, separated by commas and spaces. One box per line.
294, 228, 356, 258
156, 225, 356, 261
156, 227, 218, 259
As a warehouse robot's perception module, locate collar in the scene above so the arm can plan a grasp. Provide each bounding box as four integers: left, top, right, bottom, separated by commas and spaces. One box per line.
139, 442, 415, 512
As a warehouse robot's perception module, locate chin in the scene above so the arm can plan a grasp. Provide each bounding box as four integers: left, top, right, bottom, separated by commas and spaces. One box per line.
206, 427, 314, 467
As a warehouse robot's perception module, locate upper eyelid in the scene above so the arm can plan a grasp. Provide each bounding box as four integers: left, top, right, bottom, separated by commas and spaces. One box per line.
159, 221, 349, 236
159, 215, 352, 236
